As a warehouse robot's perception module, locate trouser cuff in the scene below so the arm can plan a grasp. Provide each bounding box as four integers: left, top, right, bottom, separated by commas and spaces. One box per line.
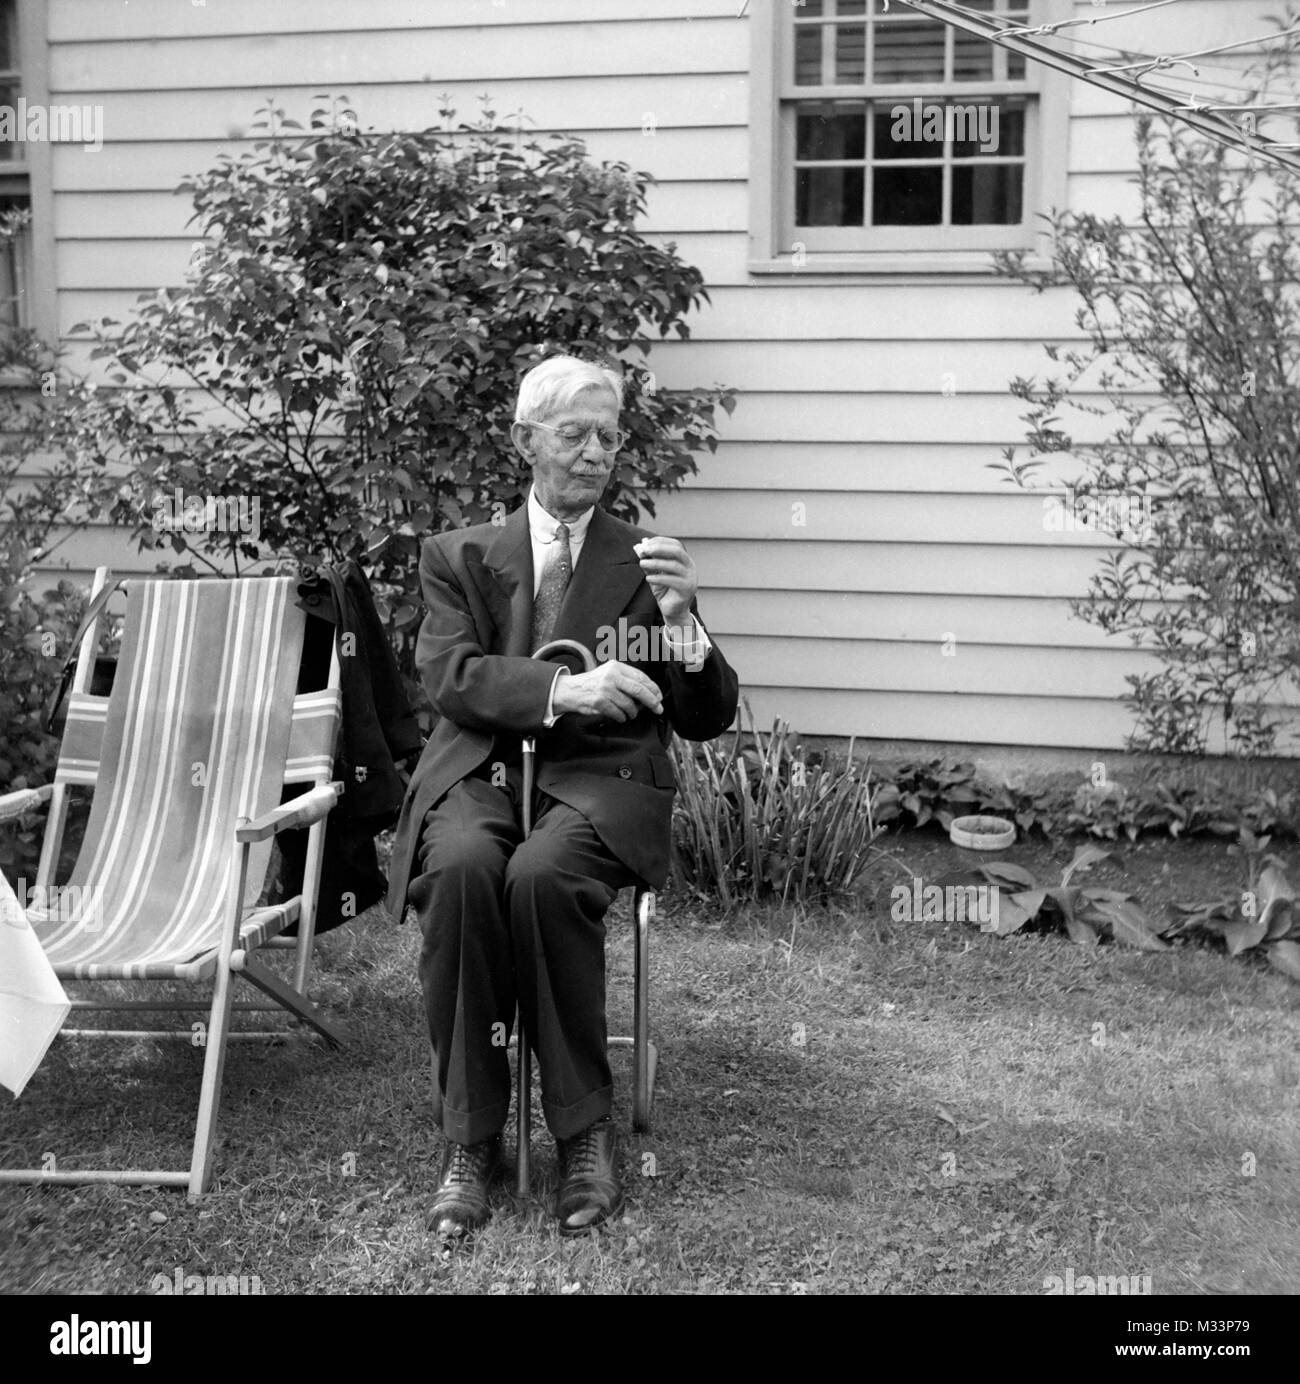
439, 1094, 511, 1146
544, 1083, 613, 1142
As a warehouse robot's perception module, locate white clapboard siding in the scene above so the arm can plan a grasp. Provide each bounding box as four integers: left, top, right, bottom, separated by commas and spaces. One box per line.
50, 127, 750, 193
28, 0, 1297, 755
49, 21, 750, 91
48, 76, 749, 143
741, 687, 1300, 754
49, 182, 745, 239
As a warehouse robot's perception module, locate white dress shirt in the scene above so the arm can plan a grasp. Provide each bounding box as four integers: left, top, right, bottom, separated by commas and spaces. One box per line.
527, 487, 711, 726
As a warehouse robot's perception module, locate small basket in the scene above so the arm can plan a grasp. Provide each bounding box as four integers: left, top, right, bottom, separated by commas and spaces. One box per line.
948, 815, 1016, 852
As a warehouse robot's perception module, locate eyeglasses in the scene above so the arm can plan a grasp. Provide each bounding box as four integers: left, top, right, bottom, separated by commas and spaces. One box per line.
527, 420, 626, 453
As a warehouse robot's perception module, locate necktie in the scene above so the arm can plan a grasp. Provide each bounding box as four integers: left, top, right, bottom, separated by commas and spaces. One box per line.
531, 521, 572, 651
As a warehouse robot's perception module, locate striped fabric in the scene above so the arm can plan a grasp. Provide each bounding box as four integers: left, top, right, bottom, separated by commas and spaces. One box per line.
56, 689, 339, 788
285, 689, 342, 784
54, 693, 109, 786
32, 577, 309, 980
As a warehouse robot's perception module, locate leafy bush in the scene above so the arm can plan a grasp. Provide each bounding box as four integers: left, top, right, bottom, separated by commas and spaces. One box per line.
669, 706, 883, 908
993, 42, 1300, 758
860, 753, 1300, 847
0, 265, 90, 874
59, 97, 734, 721
870, 757, 1067, 837
1166, 828, 1300, 982
936, 844, 1163, 949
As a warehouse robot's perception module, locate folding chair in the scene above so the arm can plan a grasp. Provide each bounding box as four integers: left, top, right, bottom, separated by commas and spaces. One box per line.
0, 568, 345, 1198
511, 640, 658, 1197
513, 883, 657, 1195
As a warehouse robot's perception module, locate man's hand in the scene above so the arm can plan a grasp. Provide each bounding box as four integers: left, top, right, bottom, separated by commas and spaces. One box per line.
552, 660, 663, 722
633, 537, 697, 625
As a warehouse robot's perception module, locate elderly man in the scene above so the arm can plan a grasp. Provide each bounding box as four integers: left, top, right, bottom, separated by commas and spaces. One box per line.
385, 355, 738, 1239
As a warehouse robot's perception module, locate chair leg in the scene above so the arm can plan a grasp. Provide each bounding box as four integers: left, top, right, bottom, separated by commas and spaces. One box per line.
632, 887, 656, 1133
188, 956, 238, 1199
515, 1019, 531, 1197
236, 956, 345, 1046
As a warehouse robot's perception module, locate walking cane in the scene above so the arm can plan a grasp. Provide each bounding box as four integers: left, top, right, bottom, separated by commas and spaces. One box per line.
516, 638, 599, 1198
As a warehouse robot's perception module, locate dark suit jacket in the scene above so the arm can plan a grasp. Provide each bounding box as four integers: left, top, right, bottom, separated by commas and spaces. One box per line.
385, 502, 739, 916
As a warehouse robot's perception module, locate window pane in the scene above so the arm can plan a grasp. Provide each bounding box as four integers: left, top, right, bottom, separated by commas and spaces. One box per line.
953, 31, 994, 82
872, 166, 943, 225
0, 81, 18, 160
837, 0, 866, 15
795, 0, 825, 14
0, 0, 14, 74
0, 240, 17, 328
952, 104, 1024, 159
796, 166, 865, 225
797, 106, 866, 160
0, 196, 26, 330
952, 164, 1023, 224
794, 25, 822, 86
836, 25, 865, 84
873, 106, 934, 161
874, 20, 945, 84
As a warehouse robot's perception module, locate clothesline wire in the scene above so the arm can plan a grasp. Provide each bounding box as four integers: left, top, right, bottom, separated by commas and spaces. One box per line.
992, 0, 1184, 36
1091, 23, 1300, 74
913, 0, 1300, 73
904, 3, 1300, 102
898, 0, 1300, 172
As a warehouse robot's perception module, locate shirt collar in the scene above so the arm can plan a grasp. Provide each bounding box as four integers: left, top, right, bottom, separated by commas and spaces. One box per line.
527, 486, 595, 544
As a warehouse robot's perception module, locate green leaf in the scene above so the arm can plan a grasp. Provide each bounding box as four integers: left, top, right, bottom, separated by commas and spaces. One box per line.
1007, 888, 1047, 920
1220, 917, 1267, 957
1065, 915, 1099, 946
1266, 940, 1300, 983
989, 895, 1034, 936
977, 861, 1038, 889
1061, 843, 1111, 886
1256, 863, 1295, 938
1090, 898, 1166, 950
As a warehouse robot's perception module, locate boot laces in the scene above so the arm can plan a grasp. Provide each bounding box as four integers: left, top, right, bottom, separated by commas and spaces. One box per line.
564, 1122, 606, 1178
444, 1140, 492, 1186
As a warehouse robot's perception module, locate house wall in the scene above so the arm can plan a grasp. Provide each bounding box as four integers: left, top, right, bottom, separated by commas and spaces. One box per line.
25, 0, 1300, 754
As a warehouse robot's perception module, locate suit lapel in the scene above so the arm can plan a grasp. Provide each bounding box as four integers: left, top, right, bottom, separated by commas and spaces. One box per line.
474, 505, 534, 657
554, 507, 645, 656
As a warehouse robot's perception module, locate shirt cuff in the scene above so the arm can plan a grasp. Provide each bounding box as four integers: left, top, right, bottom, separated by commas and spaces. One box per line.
542, 666, 570, 728
662, 614, 711, 671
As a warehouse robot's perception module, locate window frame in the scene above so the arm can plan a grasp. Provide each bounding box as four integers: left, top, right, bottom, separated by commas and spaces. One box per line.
748, 0, 1070, 276
0, 0, 54, 345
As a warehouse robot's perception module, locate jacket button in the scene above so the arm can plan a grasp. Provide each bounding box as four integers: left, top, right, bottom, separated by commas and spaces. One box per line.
618, 766, 632, 779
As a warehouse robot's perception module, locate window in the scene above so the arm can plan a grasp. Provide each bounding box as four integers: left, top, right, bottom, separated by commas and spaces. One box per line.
0, 0, 30, 330
750, 0, 1068, 271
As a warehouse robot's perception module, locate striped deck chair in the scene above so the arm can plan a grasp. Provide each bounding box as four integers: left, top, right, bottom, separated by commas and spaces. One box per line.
0, 568, 344, 1197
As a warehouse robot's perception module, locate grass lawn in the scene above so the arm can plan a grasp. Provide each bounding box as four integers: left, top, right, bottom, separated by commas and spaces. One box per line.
1, 830, 1298, 1295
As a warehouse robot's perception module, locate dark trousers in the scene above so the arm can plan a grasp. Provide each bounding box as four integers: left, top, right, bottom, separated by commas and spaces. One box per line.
407, 770, 637, 1144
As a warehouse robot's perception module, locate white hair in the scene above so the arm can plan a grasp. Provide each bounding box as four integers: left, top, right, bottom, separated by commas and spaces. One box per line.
514, 354, 623, 424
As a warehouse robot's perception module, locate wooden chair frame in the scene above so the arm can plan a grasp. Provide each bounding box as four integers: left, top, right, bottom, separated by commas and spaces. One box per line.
0, 568, 346, 1199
